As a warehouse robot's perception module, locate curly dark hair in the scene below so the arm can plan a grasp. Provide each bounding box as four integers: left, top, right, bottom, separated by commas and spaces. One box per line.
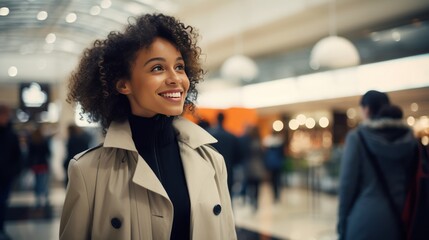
67, 13, 204, 132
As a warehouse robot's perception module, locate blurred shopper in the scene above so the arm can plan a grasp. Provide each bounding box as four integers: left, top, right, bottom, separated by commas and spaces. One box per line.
28, 126, 51, 208
208, 112, 241, 195
197, 118, 210, 131
63, 124, 91, 187
338, 90, 418, 240
60, 13, 236, 240
262, 130, 285, 203
0, 105, 22, 240
324, 136, 345, 194
239, 125, 265, 211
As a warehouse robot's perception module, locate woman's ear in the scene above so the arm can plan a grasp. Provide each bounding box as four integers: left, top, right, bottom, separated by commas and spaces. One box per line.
116, 79, 131, 95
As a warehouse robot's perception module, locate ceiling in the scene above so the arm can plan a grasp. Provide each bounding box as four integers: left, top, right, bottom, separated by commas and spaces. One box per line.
1, 0, 429, 83
0, 0, 429, 118
0, 0, 200, 84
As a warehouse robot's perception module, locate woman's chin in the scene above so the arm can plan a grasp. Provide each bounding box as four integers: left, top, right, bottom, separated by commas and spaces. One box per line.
162, 108, 183, 117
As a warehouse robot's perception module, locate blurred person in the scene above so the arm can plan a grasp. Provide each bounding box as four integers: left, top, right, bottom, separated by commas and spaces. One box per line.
208, 112, 241, 196
338, 90, 418, 240
0, 105, 22, 240
28, 126, 51, 208
197, 118, 210, 130
239, 125, 265, 211
63, 124, 91, 187
60, 13, 236, 240
16, 130, 31, 191
262, 130, 285, 203
324, 136, 346, 194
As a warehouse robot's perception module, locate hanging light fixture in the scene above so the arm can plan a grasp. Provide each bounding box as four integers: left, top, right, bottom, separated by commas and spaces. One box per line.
220, 54, 258, 82
310, 0, 360, 70
220, 0, 258, 83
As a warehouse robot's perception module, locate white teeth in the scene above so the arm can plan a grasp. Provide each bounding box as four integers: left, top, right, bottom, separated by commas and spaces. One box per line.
161, 92, 181, 98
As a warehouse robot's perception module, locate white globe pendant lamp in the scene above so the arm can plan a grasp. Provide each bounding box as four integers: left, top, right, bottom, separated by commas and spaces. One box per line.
310, 0, 360, 70
310, 36, 360, 69
220, 54, 259, 82
220, 0, 258, 83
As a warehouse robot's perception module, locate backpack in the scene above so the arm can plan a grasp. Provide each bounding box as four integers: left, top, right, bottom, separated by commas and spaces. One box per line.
358, 131, 429, 240
264, 146, 283, 170
402, 143, 429, 240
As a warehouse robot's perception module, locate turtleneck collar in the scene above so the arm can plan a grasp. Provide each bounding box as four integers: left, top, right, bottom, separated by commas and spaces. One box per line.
128, 114, 175, 148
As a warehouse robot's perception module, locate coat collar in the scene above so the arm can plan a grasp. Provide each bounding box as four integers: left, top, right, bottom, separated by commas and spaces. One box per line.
102, 116, 218, 203
103, 119, 136, 151
103, 116, 217, 151
173, 116, 217, 148
360, 118, 409, 129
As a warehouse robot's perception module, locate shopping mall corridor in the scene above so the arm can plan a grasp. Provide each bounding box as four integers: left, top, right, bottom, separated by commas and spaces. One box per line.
4, 179, 338, 240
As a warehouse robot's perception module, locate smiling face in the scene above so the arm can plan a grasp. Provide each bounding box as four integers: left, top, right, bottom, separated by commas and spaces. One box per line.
116, 37, 190, 118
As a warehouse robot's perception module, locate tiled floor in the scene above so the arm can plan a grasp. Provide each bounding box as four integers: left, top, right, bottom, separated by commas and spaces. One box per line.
4, 182, 339, 240
233, 183, 338, 240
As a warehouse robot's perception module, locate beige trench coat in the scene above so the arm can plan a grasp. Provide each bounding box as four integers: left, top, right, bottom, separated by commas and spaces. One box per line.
59, 117, 237, 240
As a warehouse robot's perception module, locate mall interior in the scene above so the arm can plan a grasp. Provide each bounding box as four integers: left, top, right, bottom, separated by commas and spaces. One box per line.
1, 0, 429, 239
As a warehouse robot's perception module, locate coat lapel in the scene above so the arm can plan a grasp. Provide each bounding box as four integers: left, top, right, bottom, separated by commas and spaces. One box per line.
132, 154, 170, 201
104, 121, 170, 200
173, 117, 218, 214
179, 142, 215, 209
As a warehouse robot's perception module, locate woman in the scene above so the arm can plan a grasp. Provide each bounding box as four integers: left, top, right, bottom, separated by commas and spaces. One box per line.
338, 90, 418, 240
60, 14, 236, 240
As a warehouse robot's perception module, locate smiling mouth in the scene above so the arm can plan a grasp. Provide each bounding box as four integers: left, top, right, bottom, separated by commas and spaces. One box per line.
159, 92, 182, 98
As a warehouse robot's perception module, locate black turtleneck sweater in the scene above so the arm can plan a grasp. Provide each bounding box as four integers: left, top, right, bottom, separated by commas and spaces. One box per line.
128, 114, 190, 240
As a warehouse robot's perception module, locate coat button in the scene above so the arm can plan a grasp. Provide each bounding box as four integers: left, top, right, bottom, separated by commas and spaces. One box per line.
213, 204, 222, 215
111, 218, 122, 229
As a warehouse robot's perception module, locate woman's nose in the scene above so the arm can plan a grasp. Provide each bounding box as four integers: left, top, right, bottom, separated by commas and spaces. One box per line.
166, 69, 182, 85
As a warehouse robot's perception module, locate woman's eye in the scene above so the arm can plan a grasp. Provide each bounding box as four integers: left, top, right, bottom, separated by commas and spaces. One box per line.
152, 65, 163, 72
175, 64, 185, 71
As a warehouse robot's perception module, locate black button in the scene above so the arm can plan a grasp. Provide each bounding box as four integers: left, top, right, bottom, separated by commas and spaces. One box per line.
111, 218, 122, 229
213, 204, 222, 215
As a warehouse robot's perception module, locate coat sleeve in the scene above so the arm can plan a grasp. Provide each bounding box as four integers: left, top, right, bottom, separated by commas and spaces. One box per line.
59, 159, 92, 240
337, 131, 361, 239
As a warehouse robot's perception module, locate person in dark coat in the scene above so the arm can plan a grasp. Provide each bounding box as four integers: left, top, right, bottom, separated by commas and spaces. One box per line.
63, 124, 91, 187
338, 90, 418, 240
262, 130, 285, 203
28, 126, 51, 207
239, 125, 265, 211
0, 104, 22, 240
208, 112, 241, 195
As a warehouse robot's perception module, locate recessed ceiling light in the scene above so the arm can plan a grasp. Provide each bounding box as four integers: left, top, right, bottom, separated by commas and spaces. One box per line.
100, 0, 112, 9
8, 66, 18, 77
45, 33, 56, 44
66, 13, 77, 23
0, 7, 10, 16
392, 30, 401, 42
37, 11, 48, 21
90, 6, 101, 15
